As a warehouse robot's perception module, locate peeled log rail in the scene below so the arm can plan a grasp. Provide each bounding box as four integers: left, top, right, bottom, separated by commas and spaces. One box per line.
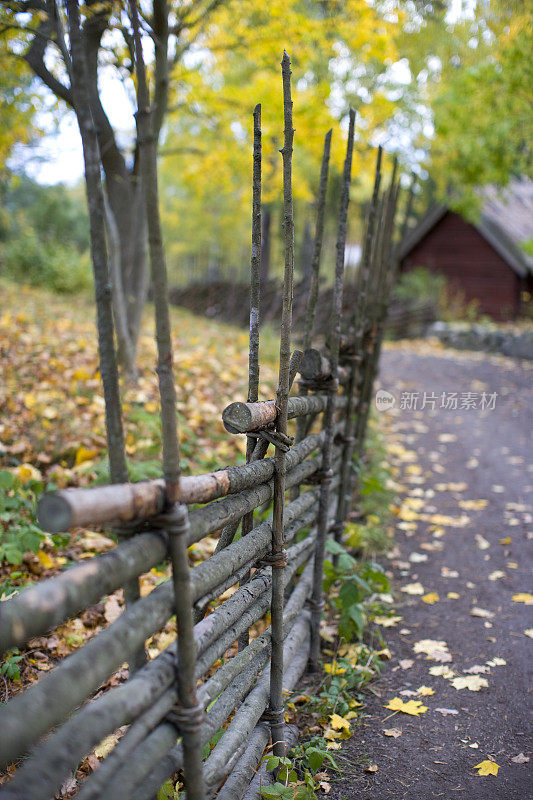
37, 431, 325, 533
222, 393, 347, 434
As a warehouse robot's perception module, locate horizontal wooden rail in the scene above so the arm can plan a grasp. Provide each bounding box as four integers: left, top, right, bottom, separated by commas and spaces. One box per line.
37, 431, 325, 532
222, 393, 347, 434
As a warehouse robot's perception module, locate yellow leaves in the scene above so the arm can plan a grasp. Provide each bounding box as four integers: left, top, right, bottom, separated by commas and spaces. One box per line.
524, 629, 533, 639
474, 760, 500, 776
512, 593, 533, 605
94, 732, 121, 759
422, 592, 439, 605
75, 445, 98, 466
385, 697, 428, 716
24, 393, 38, 409
323, 662, 346, 675
450, 675, 488, 691
417, 686, 435, 696
15, 463, 42, 484
401, 582, 425, 595
72, 367, 91, 381
329, 713, 351, 731
499, 536, 512, 545
36, 550, 55, 570
475, 534, 490, 550
459, 499, 488, 510
447, 592, 460, 599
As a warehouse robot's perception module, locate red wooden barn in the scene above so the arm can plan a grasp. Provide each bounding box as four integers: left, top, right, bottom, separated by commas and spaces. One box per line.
398, 178, 533, 320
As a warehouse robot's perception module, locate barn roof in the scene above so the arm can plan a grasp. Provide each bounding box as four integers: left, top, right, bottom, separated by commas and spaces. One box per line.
399, 177, 533, 278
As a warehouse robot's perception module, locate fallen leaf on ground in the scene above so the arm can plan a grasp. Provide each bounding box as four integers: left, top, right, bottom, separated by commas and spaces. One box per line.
438, 434, 457, 443
429, 666, 454, 678
323, 662, 346, 675
385, 697, 428, 716
486, 657, 506, 667
409, 552, 428, 563
94, 732, 120, 759
399, 659, 414, 670
104, 595, 122, 624
434, 707, 458, 716
499, 536, 512, 545
402, 582, 425, 595
488, 570, 506, 581
447, 592, 460, 599
464, 665, 490, 674
36, 550, 55, 570
365, 764, 378, 773
422, 592, 439, 604
441, 566, 459, 578
474, 760, 499, 776
373, 616, 402, 627
329, 713, 351, 731
470, 607, 495, 619
417, 686, 435, 696
460, 499, 488, 510
383, 728, 402, 738
512, 593, 533, 605
451, 675, 488, 691
511, 753, 529, 764
524, 629, 533, 639
475, 534, 490, 550
414, 639, 451, 662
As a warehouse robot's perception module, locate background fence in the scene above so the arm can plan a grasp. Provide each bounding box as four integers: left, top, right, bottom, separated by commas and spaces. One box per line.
0, 52, 401, 800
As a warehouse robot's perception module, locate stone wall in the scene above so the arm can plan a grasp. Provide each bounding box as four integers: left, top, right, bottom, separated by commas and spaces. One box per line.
427, 322, 533, 360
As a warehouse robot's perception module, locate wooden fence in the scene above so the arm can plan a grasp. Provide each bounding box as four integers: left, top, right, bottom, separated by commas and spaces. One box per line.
0, 53, 401, 800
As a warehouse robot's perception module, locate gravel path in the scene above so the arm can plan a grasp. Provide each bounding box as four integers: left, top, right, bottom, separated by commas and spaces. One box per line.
329, 344, 532, 800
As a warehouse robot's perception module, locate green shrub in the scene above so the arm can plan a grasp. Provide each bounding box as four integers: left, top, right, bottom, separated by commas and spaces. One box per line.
394, 266, 446, 305
0, 469, 45, 565
1, 229, 92, 293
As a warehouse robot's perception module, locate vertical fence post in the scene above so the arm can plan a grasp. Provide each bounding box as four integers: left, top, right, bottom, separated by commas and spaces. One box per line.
129, 2, 205, 795
333, 147, 382, 543
353, 159, 399, 462
265, 51, 294, 758
238, 103, 263, 651
308, 109, 356, 670
293, 129, 332, 455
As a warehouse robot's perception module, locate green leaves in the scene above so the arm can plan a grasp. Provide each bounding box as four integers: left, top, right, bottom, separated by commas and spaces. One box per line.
0, 471, 45, 565
260, 784, 294, 800
0, 649, 23, 682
